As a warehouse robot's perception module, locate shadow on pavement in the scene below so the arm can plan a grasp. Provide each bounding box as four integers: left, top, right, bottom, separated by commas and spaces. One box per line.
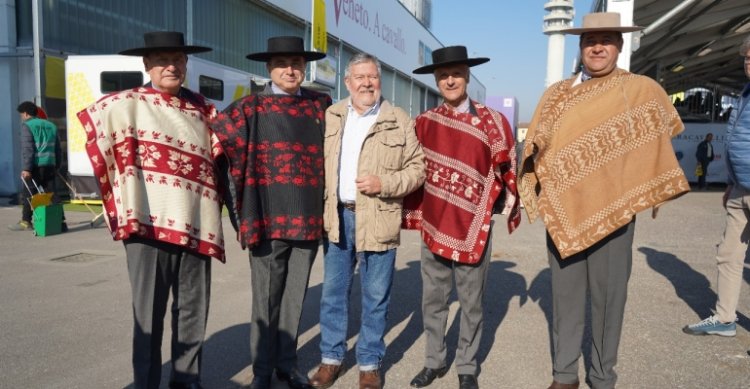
202, 323, 252, 388
528, 268, 553, 362
294, 257, 425, 382
527, 265, 595, 383
640, 246, 750, 332
476, 260, 528, 370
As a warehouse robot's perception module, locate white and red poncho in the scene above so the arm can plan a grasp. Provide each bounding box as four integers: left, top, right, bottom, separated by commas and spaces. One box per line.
403, 101, 520, 264
78, 87, 225, 260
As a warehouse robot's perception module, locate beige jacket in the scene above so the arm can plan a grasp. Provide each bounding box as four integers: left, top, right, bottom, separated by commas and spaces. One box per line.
323, 98, 425, 252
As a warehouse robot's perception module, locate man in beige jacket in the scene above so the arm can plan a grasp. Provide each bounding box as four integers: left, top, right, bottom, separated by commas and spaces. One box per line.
309, 52, 425, 389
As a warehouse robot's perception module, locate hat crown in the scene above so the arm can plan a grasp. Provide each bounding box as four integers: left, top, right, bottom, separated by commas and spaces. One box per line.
581, 12, 623, 29
245, 35, 325, 62
561, 12, 643, 35
266, 36, 306, 55
118, 31, 211, 56
143, 31, 186, 48
432, 46, 469, 65
412, 45, 488, 74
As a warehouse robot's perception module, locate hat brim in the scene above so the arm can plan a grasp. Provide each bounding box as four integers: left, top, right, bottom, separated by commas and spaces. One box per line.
412, 57, 490, 75
246, 51, 326, 62
119, 45, 212, 56
561, 26, 643, 35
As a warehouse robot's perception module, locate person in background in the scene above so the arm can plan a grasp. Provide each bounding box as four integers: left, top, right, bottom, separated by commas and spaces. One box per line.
404, 45, 521, 389
695, 132, 714, 190
519, 13, 689, 389
10, 101, 66, 232
683, 34, 750, 338
211, 36, 331, 389
308, 52, 424, 389
78, 31, 225, 389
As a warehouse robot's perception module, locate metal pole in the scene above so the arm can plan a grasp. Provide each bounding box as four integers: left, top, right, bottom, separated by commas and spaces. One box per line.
186, 0, 193, 45
31, 0, 42, 105
641, 0, 699, 37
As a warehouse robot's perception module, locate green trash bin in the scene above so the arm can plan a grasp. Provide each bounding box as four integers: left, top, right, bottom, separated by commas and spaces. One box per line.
33, 204, 63, 236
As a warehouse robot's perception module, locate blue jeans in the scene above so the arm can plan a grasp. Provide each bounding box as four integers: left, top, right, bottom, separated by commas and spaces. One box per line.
319, 207, 396, 370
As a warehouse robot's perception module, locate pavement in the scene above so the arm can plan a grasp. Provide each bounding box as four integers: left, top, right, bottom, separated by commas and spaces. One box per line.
1, 189, 749, 389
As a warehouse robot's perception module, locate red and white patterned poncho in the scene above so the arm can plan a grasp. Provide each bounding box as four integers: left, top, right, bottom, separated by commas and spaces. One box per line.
403, 101, 520, 264
78, 87, 225, 260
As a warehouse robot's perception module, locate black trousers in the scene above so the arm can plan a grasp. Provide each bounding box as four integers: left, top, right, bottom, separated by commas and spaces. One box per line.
697, 161, 710, 189
249, 239, 318, 376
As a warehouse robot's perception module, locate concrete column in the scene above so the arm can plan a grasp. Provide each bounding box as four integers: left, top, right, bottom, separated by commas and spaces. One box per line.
0, 0, 21, 196
607, 0, 635, 71
546, 33, 566, 86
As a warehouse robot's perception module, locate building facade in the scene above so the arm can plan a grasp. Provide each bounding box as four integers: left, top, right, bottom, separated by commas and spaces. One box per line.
0, 0, 486, 197
398, 0, 432, 29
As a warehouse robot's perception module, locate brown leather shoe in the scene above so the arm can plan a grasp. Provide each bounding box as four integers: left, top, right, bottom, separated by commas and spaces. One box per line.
359, 370, 381, 389
309, 363, 341, 389
547, 380, 580, 389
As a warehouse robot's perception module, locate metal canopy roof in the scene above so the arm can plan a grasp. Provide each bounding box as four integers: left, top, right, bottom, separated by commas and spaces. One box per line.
630, 0, 750, 97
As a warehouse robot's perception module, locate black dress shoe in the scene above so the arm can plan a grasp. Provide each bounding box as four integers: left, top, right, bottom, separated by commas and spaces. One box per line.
249, 375, 272, 389
168, 382, 203, 389
410, 366, 449, 388
276, 369, 313, 389
458, 374, 478, 389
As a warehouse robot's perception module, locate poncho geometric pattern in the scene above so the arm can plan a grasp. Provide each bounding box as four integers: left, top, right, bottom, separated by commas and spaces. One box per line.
211, 88, 331, 248
403, 102, 520, 264
79, 87, 225, 260
519, 69, 689, 259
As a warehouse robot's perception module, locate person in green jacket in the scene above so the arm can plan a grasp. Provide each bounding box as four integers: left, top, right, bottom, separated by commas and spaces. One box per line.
9, 101, 65, 231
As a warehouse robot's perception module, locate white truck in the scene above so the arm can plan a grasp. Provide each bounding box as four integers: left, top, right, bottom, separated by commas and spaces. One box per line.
672, 122, 727, 185
64, 54, 265, 200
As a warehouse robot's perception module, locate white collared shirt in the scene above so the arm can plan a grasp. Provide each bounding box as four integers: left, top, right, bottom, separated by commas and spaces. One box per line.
445, 96, 471, 114
271, 82, 301, 96
338, 99, 380, 203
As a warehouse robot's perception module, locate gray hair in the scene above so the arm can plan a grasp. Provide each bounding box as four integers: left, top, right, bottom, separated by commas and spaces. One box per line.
740, 35, 750, 56
345, 53, 381, 78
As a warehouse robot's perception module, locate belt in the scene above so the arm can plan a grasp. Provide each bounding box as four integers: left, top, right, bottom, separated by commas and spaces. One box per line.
339, 202, 356, 212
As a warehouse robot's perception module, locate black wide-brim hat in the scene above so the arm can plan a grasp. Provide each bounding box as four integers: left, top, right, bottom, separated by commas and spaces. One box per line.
246, 36, 326, 62
119, 31, 211, 56
412, 45, 489, 74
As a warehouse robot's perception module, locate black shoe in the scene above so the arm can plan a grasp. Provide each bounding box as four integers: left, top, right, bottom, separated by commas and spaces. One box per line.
168, 382, 203, 389
410, 366, 449, 388
276, 369, 313, 389
458, 374, 478, 389
249, 375, 272, 389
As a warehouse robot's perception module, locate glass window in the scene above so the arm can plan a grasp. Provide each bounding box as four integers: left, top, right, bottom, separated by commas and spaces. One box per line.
381, 67, 394, 102
100, 71, 143, 93
393, 73, 411, 112
199, 75, 224, 101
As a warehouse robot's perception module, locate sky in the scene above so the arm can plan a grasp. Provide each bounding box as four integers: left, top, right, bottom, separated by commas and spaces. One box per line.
431, 0, 594, 122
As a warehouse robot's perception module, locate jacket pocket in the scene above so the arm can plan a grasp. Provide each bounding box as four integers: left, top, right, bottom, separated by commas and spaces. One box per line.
377, 133, 405, 171
375, 201, 402, 243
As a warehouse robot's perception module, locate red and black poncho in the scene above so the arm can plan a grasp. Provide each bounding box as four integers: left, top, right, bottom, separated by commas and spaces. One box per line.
212, 86, 331, 248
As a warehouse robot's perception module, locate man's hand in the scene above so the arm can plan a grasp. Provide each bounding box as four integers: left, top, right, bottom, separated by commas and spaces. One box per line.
21, 170, 31, 179
356, 175, 382, 196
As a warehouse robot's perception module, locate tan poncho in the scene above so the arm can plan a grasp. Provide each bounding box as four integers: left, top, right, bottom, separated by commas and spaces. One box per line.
519, 69, 689, 259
